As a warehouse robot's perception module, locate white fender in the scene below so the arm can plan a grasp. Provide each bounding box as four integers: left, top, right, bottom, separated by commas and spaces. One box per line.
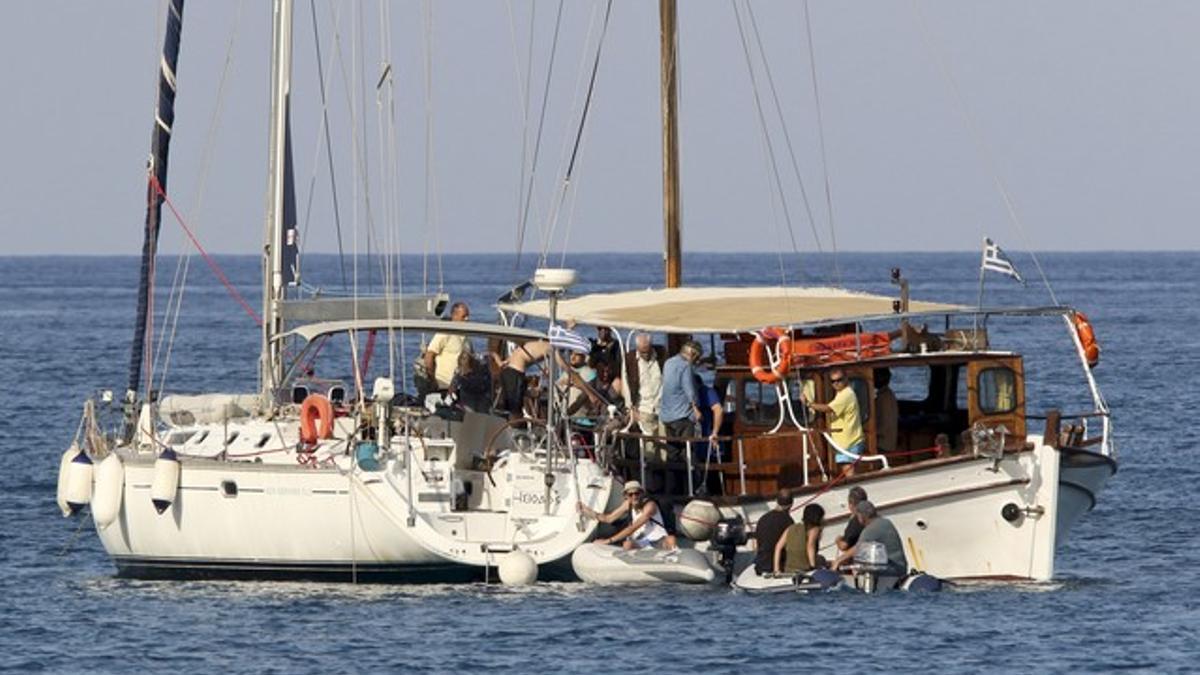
56, 443, 81, 517
91, 454, 125, 529
151, 448, 180, 515
64, 449, 94, 515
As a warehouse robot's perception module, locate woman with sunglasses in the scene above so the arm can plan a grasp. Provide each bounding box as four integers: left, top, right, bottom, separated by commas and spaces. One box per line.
801, 368, 865, 477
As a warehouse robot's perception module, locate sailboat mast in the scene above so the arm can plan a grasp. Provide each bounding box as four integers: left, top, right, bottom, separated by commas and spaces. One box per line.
262, 0, 294, 401
660, 0, 681, 288
125, 0, 185, 428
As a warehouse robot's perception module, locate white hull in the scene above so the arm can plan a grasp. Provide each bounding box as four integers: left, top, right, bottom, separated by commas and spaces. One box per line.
93, 415, 615, 582
716, 439, 1113, 582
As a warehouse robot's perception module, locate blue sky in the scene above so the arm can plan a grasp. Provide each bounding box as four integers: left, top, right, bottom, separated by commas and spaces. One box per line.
2, 1, 1198, 257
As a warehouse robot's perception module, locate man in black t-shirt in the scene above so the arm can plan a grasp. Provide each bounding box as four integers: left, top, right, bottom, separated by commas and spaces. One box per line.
834, 486, 868, 568
753, 491, 795, 574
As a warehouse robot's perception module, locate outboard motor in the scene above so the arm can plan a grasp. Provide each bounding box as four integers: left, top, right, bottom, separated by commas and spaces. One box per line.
710, 516, 748, 584
852, 541, 891, 593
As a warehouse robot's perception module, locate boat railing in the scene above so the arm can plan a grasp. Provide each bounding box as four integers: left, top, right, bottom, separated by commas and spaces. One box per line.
1029, 409, 1112, 454
606, 426, 849, 498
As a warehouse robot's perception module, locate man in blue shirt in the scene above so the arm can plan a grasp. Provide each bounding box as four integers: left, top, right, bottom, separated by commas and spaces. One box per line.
659, 340, 702, 459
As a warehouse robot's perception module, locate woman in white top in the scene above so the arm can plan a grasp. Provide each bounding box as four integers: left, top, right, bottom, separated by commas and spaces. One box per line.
580, 481, 676, 550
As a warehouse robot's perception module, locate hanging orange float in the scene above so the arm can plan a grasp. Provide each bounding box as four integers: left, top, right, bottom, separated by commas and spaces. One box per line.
300, 393, 335, 445
749, 328, 792, 384
1071, 312, 1100, 368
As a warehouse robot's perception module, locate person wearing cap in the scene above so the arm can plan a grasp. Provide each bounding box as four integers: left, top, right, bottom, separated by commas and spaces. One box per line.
773, 503, 826, 575
579, 481, 676, 550
831, 500, 908, 576
752, 491, 795, 574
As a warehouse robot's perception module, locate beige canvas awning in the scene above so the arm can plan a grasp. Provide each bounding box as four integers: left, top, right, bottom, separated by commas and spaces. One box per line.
499, 286, 963, 334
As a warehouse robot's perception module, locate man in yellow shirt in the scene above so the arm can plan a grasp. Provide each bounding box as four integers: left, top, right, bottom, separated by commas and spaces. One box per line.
803, 368, 865, 476
424, 302, 473, 391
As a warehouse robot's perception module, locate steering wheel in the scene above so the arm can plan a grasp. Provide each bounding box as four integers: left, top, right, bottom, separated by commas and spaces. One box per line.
482, 417, 549, 484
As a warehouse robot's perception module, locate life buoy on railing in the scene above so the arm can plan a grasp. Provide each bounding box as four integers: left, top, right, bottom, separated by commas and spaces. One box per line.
749, 327, 792, 384
300, 394, 335, 445
1072, 312, 1100, 368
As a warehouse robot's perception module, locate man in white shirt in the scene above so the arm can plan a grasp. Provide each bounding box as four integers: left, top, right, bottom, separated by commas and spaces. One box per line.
624, 333, 665, 457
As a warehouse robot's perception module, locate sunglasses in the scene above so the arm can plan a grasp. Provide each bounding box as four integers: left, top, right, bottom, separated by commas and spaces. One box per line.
830, 377, 845, 384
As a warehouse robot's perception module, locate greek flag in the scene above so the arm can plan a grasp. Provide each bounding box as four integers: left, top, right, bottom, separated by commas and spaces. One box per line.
981, 237, 1024, 284
548, 324, 591, 354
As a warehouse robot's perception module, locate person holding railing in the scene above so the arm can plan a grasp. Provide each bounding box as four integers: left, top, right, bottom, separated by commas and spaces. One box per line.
802, 368, 865, 477
580, 481, 677, 550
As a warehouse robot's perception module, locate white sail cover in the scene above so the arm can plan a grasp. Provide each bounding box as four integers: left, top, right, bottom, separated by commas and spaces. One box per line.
499, 286, 962, 334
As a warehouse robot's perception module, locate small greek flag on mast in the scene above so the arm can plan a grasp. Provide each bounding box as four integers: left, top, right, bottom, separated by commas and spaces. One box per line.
981, 237, 1025, 284
549, 324, 591, 354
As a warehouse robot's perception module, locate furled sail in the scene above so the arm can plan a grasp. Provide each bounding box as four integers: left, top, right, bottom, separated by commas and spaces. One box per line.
125, 0, 185, 430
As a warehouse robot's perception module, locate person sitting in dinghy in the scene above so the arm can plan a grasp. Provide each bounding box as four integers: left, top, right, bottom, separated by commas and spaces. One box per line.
580, 481, 677, 550
773, 503, 826, 575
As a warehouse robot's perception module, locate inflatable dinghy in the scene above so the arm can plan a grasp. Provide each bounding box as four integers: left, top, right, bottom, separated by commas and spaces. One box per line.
572, 543, 716, 585
732, 566, 843, 593
733, 564, 942, 595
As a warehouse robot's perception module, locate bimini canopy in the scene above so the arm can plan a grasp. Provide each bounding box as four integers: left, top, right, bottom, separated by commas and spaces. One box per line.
499, 286, 963, 334
277, 318, 545, 344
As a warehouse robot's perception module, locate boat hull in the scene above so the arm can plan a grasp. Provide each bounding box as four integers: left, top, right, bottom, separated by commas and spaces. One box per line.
94, 447, 611, 584
715, 441, 1087, 582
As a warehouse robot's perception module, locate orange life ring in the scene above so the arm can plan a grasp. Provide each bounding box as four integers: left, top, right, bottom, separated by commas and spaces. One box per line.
1072, 312, 1100, 368
300, 394, 335, 445
749, 328, 792, 384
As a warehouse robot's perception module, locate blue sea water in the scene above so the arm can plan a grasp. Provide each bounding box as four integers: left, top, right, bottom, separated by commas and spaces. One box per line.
1, 251, 1197, 673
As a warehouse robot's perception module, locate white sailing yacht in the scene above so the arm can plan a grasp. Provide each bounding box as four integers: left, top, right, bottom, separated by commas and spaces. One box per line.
57, 0, 616, 583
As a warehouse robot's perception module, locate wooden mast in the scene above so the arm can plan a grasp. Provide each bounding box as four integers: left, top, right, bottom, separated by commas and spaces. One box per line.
660, 0, 681, 288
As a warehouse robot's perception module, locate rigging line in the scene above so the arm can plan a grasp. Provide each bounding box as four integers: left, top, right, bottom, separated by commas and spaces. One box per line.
801, 0, 841, 286
556, 0, 614, 265
329, 0, 383, 296
377, 0, 401, 380
155, 0, 247, 395
908, 0, 1059, 305
744, 1, 824, 257
521, 0, 567, 269
307, 0, 348, 291
150, 176, 262, 325
541, 0, 604, 267
509, 0, 537, 273
421, 0, 445, 292
731, 0, 804, 268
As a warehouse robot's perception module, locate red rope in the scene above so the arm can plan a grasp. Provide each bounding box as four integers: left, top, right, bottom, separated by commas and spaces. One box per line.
149, 175, 263, 326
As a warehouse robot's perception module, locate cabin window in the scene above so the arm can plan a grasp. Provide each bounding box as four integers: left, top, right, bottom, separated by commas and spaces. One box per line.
742, 380, 781, 426
167, 431, 195, 445
889, 366, 930, 403
978, 367, 1017, 414
226, 431, 240, 445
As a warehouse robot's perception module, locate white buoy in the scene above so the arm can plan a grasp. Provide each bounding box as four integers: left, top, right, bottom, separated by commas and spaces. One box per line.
56, 443, 81, 517
91, 454, 125, 529
679, 499, 721, 541
151, 448, 180, 515
64, 449, 94, 515
497, 550, 538, 586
